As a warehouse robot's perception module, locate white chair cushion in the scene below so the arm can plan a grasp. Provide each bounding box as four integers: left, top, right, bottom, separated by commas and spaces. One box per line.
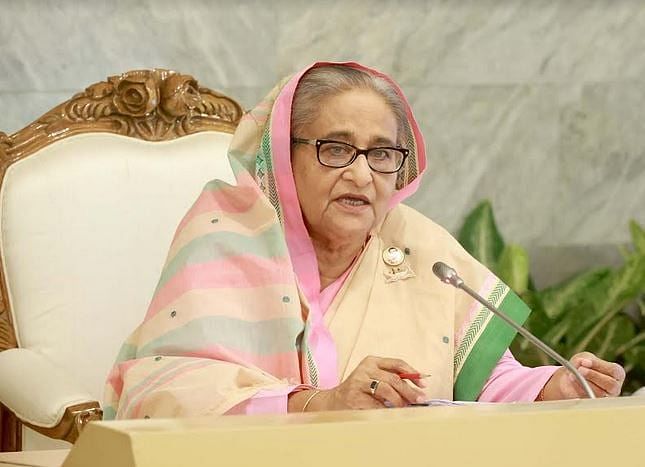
0, 131, 235, 403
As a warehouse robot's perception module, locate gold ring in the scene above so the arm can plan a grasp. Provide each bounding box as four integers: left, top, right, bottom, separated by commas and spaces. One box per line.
369, 379, 380, 396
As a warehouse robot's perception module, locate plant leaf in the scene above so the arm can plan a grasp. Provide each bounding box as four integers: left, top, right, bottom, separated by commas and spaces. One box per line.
512, 298, 555, 367
522, 292, 554, 338
590, 254, 645, 321
536, 268, 610, 320
540, 313, 576, 351
572, 254, 645, 353
616, 332, 645, 357
584, 314, 636, 362
457, 200, 505, 271
629, 220, 645, 254
511, 338, 550, 367
626, 344, 645, 368
497, 244, 530, 295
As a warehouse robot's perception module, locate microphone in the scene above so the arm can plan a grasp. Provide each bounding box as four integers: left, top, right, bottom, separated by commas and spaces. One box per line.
432, 261, 595, 399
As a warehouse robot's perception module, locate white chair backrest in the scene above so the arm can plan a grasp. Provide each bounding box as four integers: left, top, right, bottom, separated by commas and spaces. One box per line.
0, 131, 235, 401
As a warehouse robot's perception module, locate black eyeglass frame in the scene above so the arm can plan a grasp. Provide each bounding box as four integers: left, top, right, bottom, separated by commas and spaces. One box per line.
291, 137, 409, 174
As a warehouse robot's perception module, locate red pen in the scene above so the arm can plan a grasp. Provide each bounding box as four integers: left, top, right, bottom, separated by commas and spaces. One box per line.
397, 372, 431, 380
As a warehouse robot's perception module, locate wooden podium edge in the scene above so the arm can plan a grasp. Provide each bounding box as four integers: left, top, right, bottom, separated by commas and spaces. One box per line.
62, 423, 133, 467
60, 398, 645, 467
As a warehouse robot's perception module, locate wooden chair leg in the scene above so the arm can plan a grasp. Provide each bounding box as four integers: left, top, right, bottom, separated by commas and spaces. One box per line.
0, 403, 22, 452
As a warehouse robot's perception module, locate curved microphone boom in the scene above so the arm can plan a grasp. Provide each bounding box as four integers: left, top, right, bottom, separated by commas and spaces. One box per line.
432, 261, 595, 399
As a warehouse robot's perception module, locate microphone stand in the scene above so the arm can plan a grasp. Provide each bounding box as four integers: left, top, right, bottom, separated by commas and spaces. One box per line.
433, 262, 596, 399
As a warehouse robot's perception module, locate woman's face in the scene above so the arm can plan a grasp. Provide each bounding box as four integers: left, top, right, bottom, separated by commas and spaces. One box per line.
291, 89, 399, 247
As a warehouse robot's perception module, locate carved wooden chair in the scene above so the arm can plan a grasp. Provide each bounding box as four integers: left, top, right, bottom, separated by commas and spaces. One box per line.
0, 70, 243, 451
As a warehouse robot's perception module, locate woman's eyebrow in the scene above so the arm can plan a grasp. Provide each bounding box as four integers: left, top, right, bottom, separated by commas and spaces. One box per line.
322, 131, 396, 146
371, 136, 397, 146
322, 130, 354, 141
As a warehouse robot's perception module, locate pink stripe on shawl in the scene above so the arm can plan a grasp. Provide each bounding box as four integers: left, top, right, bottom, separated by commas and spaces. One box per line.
129, 360, 215, 418
226, 386, 296, 415
144, 285, 297, 326
270, 62, 428, 389
319, 264, 353, 316
106, 359, 144, 397
119, 359, 195, 417
146, 255, 294, 319
177, 184, 262, 232
271, 66, 336, 388
239, 102, 271, 125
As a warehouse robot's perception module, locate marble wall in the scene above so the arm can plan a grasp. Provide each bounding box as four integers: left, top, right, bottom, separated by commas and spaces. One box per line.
2, 0, 644, 286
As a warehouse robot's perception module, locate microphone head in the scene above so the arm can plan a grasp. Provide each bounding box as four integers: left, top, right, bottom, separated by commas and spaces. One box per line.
432, 262, 464, 288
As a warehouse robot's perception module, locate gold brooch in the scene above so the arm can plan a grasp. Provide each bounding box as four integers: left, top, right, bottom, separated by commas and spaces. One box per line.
382, 247, 405, 266
382, 246, 415, 283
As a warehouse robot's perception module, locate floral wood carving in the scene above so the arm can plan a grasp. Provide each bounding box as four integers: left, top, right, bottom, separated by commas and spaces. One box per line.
0, 69, 243, 171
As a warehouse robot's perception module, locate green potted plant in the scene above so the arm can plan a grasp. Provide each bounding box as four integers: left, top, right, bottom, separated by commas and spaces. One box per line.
457, 201, 645, 394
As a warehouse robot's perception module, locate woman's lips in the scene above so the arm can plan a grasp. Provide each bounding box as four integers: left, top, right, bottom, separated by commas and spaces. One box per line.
335, 195, 371, 212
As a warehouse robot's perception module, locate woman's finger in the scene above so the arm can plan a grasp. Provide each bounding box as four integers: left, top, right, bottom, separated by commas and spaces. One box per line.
568, 372, 613, 398
375, 357, 419, 374
373, 370, 425, 404
369, 379, 407, 407
572, 353, 625, 381
589, 360, 625, 382
338, 356, 426, 410
373, 357, 427, 388
577, 368, 622, 396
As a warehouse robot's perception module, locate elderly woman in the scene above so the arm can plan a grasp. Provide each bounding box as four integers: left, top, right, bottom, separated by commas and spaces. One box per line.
104, 62, 625, 419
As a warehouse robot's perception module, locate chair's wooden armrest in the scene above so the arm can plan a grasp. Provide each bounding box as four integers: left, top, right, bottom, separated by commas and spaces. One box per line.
22, 402, 102, 443
0, 348, 101, 442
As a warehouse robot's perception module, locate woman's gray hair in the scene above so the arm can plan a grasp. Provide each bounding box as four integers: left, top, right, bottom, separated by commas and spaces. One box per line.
291, 65, 408, 144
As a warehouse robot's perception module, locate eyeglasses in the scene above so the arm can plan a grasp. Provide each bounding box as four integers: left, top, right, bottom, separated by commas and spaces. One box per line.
291, 138, 409, 174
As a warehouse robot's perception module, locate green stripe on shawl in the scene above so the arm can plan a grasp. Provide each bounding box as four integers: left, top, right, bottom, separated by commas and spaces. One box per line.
203, 179, 225, 191
114, 343, 138, 364
227, 151, 255, 175
157, 225, 288, 289
453, 288, 531, 401
102, 406, 116, 420
136, 316, 303, 358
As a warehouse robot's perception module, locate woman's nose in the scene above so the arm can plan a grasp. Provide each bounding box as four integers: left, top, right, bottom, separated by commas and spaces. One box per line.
343, 154, 373, 186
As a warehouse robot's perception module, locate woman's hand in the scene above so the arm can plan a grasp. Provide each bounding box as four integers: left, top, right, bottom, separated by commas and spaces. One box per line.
294, 356, 427, 412
321, 356, 427, 410
541, 352, 626, 400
